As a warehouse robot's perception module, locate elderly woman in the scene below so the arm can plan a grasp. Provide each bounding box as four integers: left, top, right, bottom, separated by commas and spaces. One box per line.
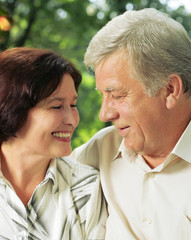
0, 48, 106, 239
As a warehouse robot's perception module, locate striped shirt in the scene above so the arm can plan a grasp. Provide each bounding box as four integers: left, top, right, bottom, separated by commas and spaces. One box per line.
0, 157, 107, 240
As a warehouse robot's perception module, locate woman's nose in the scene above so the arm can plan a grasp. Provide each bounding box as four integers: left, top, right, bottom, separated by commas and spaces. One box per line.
63, 107, 79, 128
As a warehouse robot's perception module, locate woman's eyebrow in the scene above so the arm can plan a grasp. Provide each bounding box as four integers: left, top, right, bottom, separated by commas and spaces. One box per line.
46, 97, 63, 104
46, 95, 78, 105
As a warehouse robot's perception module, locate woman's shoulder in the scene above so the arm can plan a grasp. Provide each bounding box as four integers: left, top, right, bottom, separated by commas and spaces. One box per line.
55, 156, 99, 186
56, 156, 98, 173
52, 157, 106, 239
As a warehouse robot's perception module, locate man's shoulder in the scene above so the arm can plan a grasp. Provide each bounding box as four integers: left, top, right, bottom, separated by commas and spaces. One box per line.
79, 126, 121, 147
71, 126, 123, 168
90, 125, 119, 139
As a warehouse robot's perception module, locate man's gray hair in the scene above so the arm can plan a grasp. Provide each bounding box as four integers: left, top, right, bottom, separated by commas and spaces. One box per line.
84, 8, 191, 96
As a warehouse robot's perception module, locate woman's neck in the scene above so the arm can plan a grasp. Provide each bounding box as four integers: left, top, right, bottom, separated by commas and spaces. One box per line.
0, 141, 51, 206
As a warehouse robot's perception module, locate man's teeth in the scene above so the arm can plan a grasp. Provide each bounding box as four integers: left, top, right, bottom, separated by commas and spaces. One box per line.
52, 132, 71, 138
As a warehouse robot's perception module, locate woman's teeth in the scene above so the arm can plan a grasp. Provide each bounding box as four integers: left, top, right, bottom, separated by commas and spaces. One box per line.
52, 132, 70, 138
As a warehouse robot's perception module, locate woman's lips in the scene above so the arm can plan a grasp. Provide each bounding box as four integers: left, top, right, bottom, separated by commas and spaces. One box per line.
52, 131, 71, 142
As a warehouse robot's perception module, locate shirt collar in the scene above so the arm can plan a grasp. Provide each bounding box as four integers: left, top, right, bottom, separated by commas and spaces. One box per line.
113, 138, 137, 162
0, 156, 57, 185
43, 158, 57, 185
171, 120, 191, 163
113, 120, 191, 166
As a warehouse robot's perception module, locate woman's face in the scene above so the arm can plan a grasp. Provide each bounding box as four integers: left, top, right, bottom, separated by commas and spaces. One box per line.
15, 73, 79, 159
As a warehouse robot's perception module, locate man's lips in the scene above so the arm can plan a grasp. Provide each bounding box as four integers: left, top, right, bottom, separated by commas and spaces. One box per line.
117, 126, 130, 136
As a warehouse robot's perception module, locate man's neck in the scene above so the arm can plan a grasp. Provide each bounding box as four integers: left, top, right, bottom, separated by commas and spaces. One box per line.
143, 155, 168, 169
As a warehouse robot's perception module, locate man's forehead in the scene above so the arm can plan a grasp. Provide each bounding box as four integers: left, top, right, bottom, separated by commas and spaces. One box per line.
96, 76, 124, 88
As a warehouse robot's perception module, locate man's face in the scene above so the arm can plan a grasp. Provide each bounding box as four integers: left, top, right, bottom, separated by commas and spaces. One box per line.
95, 52, 169, 157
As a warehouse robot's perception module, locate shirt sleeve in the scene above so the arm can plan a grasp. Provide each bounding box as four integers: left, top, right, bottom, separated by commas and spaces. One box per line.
70, 126, 122, 170
67, 157, 108, 239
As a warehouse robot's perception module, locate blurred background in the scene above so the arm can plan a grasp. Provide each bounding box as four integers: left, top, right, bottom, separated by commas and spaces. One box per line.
0, 0, 191, 148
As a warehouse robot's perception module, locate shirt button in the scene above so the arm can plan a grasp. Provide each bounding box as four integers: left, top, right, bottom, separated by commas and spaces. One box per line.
143, 218, 152, 224
148, 172, 155, 178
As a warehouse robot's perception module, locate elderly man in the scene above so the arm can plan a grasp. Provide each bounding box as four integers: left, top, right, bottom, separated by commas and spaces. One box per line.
71, 8, 191, 240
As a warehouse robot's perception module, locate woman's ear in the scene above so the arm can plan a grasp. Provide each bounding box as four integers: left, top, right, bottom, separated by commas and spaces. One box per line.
165, 74, 183, 109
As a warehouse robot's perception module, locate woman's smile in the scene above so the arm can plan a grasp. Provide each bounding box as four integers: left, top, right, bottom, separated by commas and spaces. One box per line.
52, 131, 72, 142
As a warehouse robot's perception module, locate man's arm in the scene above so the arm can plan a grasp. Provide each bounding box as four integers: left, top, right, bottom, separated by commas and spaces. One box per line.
71, 126, 122, 169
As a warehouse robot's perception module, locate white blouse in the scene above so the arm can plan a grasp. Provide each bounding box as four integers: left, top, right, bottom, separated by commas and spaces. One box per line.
0, 157, 107, 240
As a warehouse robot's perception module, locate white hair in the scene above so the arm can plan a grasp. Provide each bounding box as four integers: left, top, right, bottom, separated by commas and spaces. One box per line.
84, 8, 191, 96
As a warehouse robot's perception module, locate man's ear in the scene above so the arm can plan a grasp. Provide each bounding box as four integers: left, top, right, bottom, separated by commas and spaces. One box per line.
165, 74, 183, 109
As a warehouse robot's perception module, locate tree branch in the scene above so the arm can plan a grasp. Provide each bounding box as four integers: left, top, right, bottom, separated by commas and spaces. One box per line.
15, 0, 42, 47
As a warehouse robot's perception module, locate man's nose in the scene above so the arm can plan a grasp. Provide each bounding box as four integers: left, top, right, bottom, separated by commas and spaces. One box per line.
99, 97, 118, 122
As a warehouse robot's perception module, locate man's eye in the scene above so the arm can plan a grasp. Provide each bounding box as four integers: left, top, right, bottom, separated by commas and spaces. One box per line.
112, 95, 122, 99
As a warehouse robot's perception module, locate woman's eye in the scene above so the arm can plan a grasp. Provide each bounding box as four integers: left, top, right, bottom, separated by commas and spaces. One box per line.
52, 106, 62, 109
71, 104, 77, 108
51, 105, 77, 109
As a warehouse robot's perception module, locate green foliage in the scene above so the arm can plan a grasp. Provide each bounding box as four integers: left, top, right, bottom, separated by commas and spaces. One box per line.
0, 0, 191, 147
72, 72, 105, 148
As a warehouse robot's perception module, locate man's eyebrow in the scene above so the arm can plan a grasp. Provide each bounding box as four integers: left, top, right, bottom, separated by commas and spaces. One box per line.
104, 87, 115, 92
95, 87, 116, 92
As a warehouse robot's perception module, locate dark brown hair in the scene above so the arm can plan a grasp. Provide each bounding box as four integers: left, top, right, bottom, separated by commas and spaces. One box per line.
0, 47, 82, 144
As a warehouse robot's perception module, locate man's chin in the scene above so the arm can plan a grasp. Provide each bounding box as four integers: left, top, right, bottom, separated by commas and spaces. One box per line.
123, 140, 137, 156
